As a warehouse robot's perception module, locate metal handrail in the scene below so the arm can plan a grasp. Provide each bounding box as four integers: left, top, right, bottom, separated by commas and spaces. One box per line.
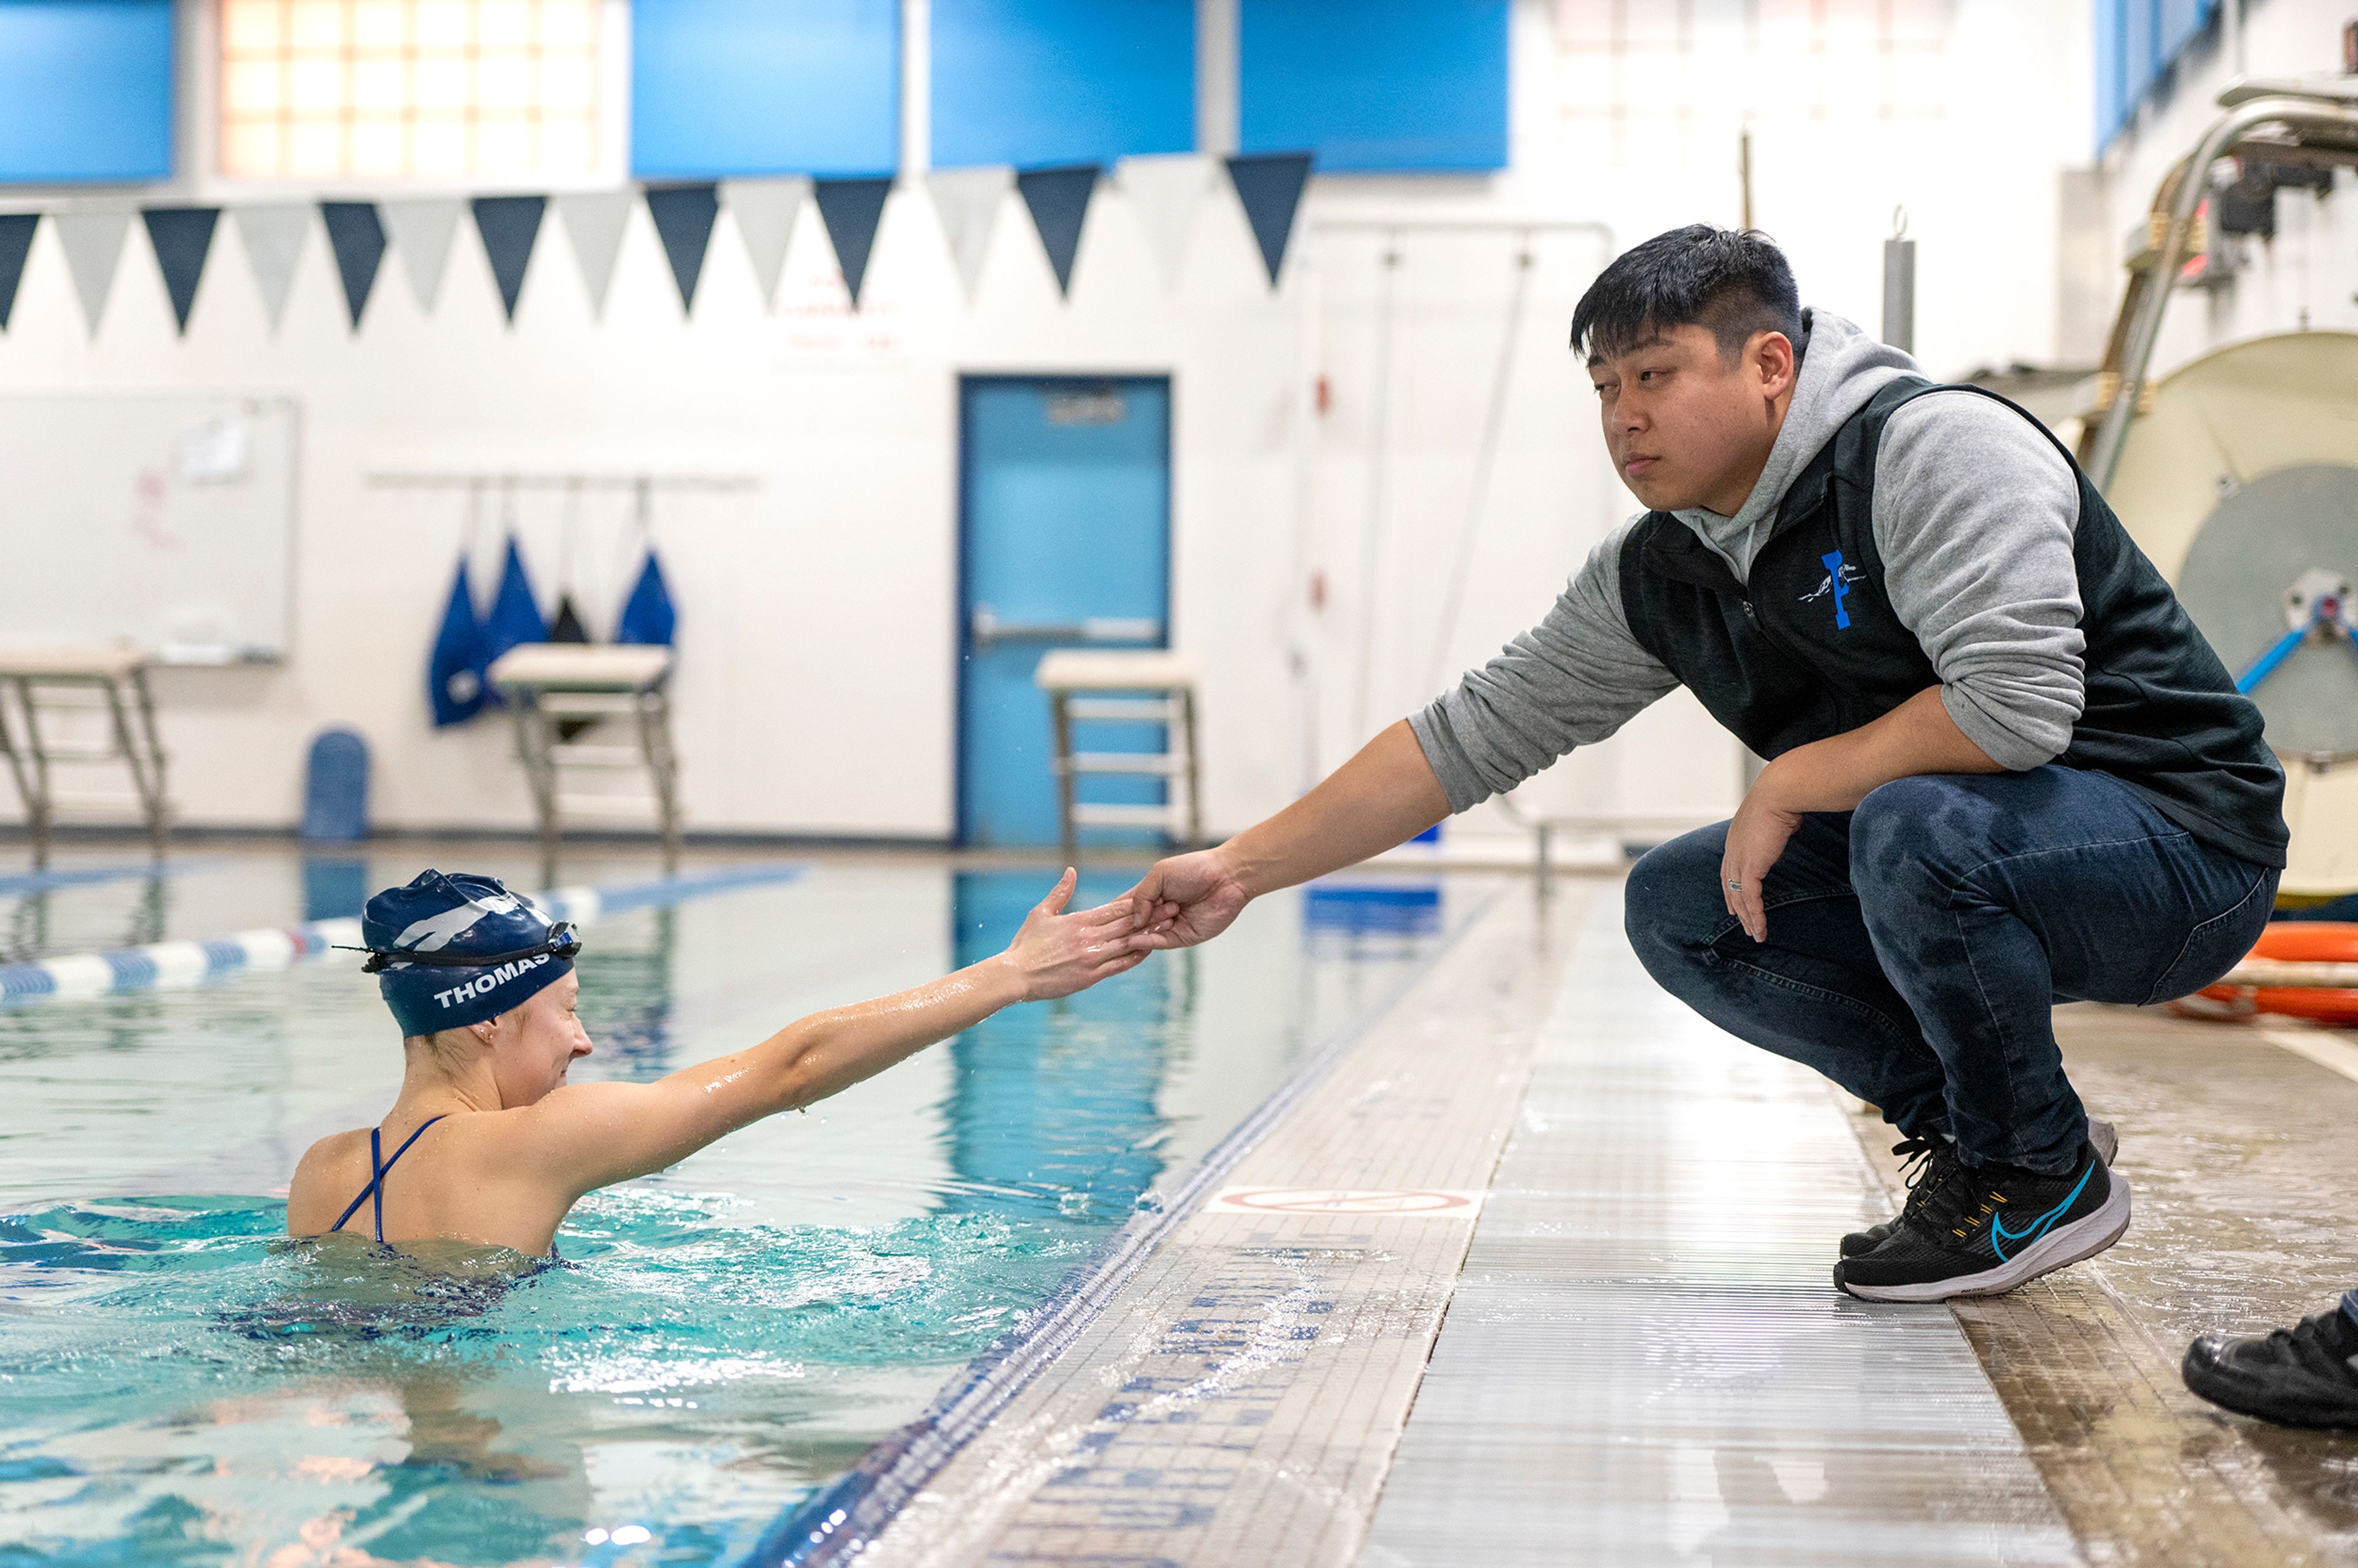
2086, 92, 2358, 489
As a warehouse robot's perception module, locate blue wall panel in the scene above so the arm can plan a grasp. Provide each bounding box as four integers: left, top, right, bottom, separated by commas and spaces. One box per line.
0, 0, 173, 184
1241, 0, 1508, 172
634, 0, 898, 178
933, 0, 1193, 169
2095, 0, 2126, 149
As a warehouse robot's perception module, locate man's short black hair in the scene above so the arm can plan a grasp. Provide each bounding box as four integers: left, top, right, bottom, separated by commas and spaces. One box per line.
1570, 224, 1802, 365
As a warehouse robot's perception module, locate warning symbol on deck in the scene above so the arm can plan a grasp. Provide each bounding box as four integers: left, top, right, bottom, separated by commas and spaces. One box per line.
1208, 1187, 1485, 1218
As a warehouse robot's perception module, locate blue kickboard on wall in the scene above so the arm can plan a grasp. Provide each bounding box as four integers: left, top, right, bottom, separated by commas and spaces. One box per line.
1304, 879, 1442, 935
302, 728, 370, 843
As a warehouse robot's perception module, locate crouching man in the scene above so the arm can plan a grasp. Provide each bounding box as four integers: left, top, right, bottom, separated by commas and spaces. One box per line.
1123, 225, 2286, 1302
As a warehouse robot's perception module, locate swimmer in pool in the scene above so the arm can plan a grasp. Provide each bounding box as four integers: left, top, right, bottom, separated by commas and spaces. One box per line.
286, 867, 1150, 1257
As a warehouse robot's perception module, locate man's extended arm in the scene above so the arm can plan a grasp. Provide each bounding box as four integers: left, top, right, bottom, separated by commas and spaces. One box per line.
1129, 533, 1677, 949
1126, 722, 1449, 948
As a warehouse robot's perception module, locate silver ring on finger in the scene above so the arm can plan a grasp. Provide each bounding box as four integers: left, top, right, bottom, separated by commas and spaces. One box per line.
1726, 879, 1743, 890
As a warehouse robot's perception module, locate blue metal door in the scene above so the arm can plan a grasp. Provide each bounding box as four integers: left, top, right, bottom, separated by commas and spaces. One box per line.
959, 376, 1172, 848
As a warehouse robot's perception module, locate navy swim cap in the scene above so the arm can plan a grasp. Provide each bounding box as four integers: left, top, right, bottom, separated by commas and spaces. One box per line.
362, 870, 580, 1038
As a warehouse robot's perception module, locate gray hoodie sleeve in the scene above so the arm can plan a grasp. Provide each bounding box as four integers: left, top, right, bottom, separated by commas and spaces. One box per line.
1407, 519, 1681, 812
1872, 391, 2087, 770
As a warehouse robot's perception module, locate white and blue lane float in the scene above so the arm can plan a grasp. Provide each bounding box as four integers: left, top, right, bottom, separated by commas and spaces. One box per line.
0, 862, 808, 1005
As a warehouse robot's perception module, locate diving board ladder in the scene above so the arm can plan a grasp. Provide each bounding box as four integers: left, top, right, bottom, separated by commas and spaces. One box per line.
1036, 649, 1201, 864
0, 644, 171, 866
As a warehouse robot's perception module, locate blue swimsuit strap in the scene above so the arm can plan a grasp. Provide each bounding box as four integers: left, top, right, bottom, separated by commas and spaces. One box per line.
328, 1114, 449, 1243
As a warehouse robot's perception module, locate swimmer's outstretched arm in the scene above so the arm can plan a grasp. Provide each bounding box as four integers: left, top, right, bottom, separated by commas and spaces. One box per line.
518, 870, 1146, 1196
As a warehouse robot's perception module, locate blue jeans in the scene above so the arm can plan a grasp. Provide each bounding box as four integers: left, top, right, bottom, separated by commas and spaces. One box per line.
1625, 766, 2279, 1175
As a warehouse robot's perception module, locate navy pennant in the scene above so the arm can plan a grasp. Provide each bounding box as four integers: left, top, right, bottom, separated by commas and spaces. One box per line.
0, 213, 38, 331
319, 201, 386, 330
142, 206, 219, 335
1225, 153, 1313, 288
1015, 164, 1099, 298
644, 183, 720, 314
812, 177, 893, 308
472, 195, 547, 324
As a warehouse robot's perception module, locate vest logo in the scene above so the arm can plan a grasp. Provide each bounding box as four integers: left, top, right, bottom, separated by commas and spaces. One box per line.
1800, 549, 1863, 630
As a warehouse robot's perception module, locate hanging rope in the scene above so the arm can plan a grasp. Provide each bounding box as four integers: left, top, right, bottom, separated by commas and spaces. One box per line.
1425, 235, 1537, 696
1351, 235, 1402, 742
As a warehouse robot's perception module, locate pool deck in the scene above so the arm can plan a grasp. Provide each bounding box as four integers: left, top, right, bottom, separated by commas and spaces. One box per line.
857, 874, 2358, 1568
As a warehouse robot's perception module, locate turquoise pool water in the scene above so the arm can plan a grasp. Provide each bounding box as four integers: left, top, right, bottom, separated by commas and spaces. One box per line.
0, 859, 1463, 1567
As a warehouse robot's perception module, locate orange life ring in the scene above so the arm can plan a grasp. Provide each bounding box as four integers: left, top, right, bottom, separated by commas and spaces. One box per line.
2180, 920, 2358, 1025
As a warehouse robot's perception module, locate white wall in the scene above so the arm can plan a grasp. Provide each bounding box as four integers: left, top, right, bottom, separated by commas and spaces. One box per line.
0, 0, 2095, 845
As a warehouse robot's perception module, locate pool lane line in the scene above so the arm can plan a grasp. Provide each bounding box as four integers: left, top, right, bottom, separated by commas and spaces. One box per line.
742, 886, 1506, 1568
0, 859, 208, 898
0, 861, 809, 1005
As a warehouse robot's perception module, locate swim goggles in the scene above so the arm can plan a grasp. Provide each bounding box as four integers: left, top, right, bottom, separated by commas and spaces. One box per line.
355, 921, 583, 974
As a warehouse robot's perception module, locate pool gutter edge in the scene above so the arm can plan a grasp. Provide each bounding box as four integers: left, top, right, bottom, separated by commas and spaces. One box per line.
741, 887, 1506, 1568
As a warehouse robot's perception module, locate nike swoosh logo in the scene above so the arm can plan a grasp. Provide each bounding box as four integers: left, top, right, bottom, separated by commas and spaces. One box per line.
1991, 1163, 2096, 1262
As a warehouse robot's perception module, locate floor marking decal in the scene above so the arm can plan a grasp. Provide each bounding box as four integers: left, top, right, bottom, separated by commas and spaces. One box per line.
2259, 1025, 2358, 1087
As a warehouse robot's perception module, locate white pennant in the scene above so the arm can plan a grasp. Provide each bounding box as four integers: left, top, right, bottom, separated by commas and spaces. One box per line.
53, 206, 132, 339
1118, 154, 1215, 290
233, 204, 311, 332
720, 176, 811, 308
379, 197, 464, 312
554, 192, 632, 319
925, 166, 1013, 303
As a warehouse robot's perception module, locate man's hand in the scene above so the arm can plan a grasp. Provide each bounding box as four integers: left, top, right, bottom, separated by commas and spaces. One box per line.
1721, 774, 1804, 944
1123, 847, 1251, 951
1719, 687, 2007, 942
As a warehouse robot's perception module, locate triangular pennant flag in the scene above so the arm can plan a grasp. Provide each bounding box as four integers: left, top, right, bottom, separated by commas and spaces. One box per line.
232, 204, 309, 332
381, 197, 463, 312
53, 207, 132, 338
1225, 153, 1313, 289
719, 176, 809, 308
428, 557, 489, 727
549, 595, 590, 643
925, 166, 1011, 303
0, 214, 38, 331
141, 207, 219, 336
318, 201, 386, 330
644, 183, 720, 314
481, 535, 548, 677
1117, 154, 1213, 289
1016, 165, 1100, 298
553, 191, 631, 319
472, 195, 547, 324
615, 548, 676, 647
812, 177, 893, 308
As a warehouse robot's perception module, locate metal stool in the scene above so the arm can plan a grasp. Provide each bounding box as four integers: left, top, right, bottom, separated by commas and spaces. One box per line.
1035, 650, 1200, 864
0, 644, 171, 865
486, 644, 680, 867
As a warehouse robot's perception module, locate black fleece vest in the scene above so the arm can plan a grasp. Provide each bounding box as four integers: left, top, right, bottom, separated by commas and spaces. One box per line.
1616, 377, 2288, 868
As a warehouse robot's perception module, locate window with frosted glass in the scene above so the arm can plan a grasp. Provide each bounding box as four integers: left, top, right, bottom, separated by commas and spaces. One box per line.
220, 0, 601, 179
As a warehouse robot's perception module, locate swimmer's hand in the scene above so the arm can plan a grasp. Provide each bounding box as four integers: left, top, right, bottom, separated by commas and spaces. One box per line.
1121, 846, 1250, 951
1002, 867, 1154, 1000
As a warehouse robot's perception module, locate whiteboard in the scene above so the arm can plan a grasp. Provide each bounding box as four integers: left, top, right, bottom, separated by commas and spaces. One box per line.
0, 394, 298, 663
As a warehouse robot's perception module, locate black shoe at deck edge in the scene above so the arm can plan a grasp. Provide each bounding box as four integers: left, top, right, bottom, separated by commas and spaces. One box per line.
2182, 1293, 2358, 1430
1840, 1117, 2119, 1262
1834, 1138, 2129, 1303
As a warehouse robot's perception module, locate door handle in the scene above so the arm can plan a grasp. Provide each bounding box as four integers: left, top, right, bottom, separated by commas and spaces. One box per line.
970, 605, 1161, 650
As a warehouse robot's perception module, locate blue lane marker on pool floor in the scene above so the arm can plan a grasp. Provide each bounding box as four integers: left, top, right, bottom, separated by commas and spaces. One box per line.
0, 861, 808, 1007
0, 860, 203, 899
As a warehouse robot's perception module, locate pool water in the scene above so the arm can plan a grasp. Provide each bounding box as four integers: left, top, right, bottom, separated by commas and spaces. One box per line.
0, 859, 1465, 1567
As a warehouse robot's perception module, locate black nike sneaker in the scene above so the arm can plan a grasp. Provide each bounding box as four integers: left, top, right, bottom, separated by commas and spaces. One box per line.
1833, 1138, 2130, 1302
2182, 1292, 2358, 1429
1840, 1118, 2118, 1260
